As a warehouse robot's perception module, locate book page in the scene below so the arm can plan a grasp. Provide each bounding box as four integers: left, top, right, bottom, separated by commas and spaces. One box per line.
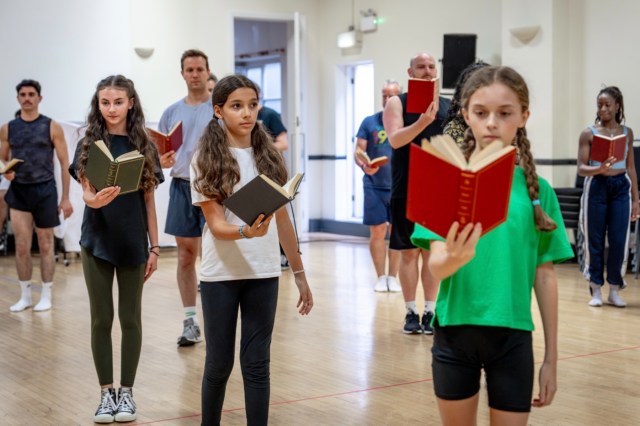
169, 120, 182, 136
283, 173, 304, 198
94, 140, 115, 161
259, 174, 290, 199
420, 138, 460, 167
469, 140, 509, 167
116, 150, 143, 162
468, 145, 515, 172
430, 135, 466, 169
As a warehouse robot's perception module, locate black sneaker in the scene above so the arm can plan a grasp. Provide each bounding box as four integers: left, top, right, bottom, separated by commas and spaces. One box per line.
403, 311, 422, 334
94, 388, 117, 423
280, 254, 290, 270
115, 388, 137, 422
421, 311, 434, 335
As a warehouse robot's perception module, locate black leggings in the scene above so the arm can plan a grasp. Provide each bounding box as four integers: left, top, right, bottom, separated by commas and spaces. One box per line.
200, 277, 279, 426
81, 247, 145, 387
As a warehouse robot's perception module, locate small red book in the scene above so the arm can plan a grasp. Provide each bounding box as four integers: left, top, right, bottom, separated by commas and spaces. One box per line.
407, 135, 516, 238
356, 149, 389, 168
590, 133, 626, 163
147, 121, 183, 155
406, 78, 439, 114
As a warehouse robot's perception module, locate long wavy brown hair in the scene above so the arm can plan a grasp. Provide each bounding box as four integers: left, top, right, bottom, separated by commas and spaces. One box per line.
192, 74, 287, 202
460, 66, 556, 232
75, 75, 159, 193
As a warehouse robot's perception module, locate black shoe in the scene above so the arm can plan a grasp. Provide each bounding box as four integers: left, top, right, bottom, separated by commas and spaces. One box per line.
421, 311, 434, 335
403, 311, 422, 334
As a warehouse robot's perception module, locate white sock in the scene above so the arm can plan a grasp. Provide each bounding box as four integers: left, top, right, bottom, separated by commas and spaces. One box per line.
405, 301, 418, 314
184, 307, 198, 325
424, 300, 436, 313
34, 282, 53, 312
10, 281, 32, 312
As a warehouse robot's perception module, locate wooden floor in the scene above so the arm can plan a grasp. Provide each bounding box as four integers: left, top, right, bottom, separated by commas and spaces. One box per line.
0, 233, 639, 426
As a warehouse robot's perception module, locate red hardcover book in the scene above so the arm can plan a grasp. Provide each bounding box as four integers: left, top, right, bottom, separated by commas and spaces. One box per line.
407, 136, 516, 238
590, 133, 626, 163
406, 78, 439, 114
147, 121, 183, 155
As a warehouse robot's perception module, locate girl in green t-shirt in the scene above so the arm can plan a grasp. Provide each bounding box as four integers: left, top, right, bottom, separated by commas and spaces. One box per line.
411, 66, 573, 425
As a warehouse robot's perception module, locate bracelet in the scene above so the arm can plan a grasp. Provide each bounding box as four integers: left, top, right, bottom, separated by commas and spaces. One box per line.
293, 269, 305, 275
150, 245, 160, 249
150, 250, 160, 257
239, 225, 250, 239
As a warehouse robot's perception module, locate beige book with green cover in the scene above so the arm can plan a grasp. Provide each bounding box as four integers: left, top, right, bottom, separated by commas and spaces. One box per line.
85, 140, 145, 195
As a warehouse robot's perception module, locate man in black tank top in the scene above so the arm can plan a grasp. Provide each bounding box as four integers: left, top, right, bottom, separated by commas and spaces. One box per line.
0, 79, 73, 313
382, 53, 450, 335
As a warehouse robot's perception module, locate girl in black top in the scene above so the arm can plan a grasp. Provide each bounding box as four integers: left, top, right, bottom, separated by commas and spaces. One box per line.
69, 75, 163, 423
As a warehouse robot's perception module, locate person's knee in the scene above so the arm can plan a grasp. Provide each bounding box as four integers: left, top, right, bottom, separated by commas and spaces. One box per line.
369, 224, 388, 240
240, 358, 270, 384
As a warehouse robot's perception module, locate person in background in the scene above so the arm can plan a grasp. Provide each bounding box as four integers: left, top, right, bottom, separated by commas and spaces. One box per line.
442, 60, 490, 150
383, 53, 450, 334
0, 79, 73, 312
354, 79, 402, 292
412, 65, 573, 425
158, 49, 213, 346
577, 85, 637, 308
207, 72, 218, 95
192, 74, 312, 425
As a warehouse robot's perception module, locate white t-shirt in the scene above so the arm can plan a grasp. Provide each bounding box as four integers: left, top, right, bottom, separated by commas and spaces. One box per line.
191, 147, 281, 282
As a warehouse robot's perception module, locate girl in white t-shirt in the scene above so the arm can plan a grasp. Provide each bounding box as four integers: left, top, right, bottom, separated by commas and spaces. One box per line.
190, 74, 313, 426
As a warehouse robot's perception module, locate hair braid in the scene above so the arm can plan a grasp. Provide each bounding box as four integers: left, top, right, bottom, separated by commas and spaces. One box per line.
516, 128, 556, 231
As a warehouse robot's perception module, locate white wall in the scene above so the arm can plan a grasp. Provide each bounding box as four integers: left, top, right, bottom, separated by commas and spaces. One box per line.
2, 0, 640, 225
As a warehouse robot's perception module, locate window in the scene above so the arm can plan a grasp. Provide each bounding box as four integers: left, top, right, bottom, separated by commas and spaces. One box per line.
237, 61, 283, 114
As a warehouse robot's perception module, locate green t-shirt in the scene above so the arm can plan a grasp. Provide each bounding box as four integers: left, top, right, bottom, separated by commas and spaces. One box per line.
411, 167, 574, 331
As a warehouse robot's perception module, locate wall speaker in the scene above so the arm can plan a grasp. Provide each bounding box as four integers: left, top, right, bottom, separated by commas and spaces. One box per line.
442, 34, 477, 89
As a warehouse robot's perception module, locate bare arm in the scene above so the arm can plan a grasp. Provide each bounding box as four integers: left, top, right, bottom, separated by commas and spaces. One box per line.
0, 123, 9, 162
428, 222, 482, 280
51, 120, 73, 218
355, 137, 378, 176
199, 199, 272, 240
625, 128, 639, 219
532, 262, 559, 408
382, 95, 438, 149
275, 207, 313, 315
273, 132, 289, 152
143, 190, 159, 282
577, 128, 614, 177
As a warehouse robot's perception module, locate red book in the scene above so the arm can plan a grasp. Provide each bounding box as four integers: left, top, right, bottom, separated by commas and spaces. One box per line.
590, 133, 626, 163
406, 78, 439, 114
147, 121, 183, 155
355, 148, 389, 168
407, 135, 516, 238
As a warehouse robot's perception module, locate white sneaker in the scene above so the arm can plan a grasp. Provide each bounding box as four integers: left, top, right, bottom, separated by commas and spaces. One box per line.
374, 276, 388, 292
588, 282, 603, 307
387, 276, 401, 292
607, 286, 626, 307
10, 297, 32, 312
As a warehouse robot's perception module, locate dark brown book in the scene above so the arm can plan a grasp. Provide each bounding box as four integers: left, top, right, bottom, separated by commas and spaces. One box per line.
590, 133, 626, 163
0, 158, 24, 174
407, 135, 516, 238
85, 140, 145, 195
147, 121, 183, 155
223, 173, 304, 225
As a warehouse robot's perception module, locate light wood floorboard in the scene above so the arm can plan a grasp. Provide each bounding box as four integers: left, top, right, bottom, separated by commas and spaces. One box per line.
0, 233, 638, 425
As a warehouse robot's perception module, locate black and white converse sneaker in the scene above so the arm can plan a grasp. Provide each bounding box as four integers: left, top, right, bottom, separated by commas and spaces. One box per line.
94, 388, 117, 423
115, 387, 137, 422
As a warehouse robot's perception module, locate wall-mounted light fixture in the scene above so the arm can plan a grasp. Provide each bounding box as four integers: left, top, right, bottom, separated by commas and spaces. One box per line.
134, 47, 155, 59
337, 26, 362, 49
360, 9, 377, 33
509, 26, 541, 44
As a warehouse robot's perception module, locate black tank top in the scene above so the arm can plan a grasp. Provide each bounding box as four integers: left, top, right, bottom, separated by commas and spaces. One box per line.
391, 93, 449, 198
8, 115, 55, 184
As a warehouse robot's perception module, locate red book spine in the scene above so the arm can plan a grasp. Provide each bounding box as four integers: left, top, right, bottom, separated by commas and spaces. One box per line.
456, 171, 477, 227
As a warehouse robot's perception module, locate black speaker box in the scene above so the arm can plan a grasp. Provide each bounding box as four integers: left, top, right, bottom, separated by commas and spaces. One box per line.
442, 34, 477, 89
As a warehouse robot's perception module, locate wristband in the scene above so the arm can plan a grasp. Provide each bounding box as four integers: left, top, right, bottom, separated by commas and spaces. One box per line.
239, 225, 250, 239
150, 250, 160, 257
293, 269, 305, 275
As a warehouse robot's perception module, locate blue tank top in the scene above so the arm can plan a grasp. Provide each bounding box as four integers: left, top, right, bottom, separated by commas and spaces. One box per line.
590, 125, 628, 170
8, 115, 55, 183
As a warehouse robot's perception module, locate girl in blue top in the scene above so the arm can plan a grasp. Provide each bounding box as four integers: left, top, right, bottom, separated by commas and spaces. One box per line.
411, 66, 573, 425
577, 86, 638, 308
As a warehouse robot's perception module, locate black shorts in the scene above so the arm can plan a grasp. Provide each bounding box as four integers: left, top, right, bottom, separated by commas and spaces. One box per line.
431, 322, 534, 413
389, 197, 416, 250
165, 178, 205, 237
5, 180, 60, 228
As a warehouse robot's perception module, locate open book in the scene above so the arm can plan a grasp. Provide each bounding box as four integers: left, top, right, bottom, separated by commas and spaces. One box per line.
85, 140, 145, 195
0, 158, 24, 174
223, 172, 304, 225
591, 133, 626, 163
406, 78, 440, 114
147, 121, 183, 155
407, 135, 516, 238
356, 148, 389, 168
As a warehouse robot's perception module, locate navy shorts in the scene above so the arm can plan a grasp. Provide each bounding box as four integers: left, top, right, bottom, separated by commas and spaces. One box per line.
389, 197, 416, 250
5, 180, 60, 228
165, 178, 205, 237
431, 322, 534, 413
363, 186, 391, 226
